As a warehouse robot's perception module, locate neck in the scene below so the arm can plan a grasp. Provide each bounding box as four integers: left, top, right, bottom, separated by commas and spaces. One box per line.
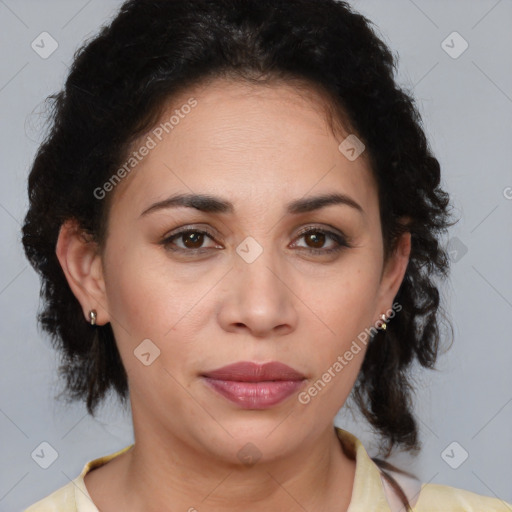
118, 420, 355, 512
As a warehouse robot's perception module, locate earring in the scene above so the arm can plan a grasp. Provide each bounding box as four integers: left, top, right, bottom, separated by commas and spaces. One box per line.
379, 313, 387, 331
89, 309, 97, 326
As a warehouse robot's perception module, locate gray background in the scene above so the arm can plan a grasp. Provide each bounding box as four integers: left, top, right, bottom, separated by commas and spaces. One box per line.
0, 0, 511, 510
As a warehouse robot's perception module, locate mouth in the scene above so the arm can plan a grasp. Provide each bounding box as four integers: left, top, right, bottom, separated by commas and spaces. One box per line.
201, 361, 306, 382
201, 361, 307, 409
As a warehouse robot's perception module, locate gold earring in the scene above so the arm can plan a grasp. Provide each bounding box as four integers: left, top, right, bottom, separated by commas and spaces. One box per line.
89, 309, 97, 326
380, 313, 387, 331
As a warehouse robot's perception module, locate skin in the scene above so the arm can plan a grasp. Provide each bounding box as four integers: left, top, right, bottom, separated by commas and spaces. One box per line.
56, 78, 411, 512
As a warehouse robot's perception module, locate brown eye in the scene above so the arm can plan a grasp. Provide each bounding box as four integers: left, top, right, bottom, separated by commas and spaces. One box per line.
292, 227, 350, 255
182, 231, 206, 249
304, 231, 326, 249
161, 229, 220, 253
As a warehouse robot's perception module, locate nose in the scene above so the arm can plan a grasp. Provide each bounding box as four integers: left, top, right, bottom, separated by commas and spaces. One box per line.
217, 245, 298, 338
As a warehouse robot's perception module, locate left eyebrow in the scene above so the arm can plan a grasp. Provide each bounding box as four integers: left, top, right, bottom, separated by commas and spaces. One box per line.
286, 193, 364, 215
139, 192, 364, 217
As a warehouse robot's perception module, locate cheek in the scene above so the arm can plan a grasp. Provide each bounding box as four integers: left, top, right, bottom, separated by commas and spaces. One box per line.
317, 255, 382, 337
103, 259, 166, 338
300, 288, 374, 414
302, 253, 381, 398
103, 238, 181, 332
101, 239, 214, 373
101, 247, 213, 429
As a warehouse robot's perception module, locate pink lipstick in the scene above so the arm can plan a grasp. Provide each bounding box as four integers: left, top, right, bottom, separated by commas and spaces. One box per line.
201, 361, 306, 409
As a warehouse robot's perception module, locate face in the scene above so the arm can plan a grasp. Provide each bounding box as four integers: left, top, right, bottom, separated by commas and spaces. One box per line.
81, 78, 409, 464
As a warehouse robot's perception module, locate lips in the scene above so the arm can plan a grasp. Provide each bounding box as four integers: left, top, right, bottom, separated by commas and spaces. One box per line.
201, 361, 306, 409
201, 361, 305, 382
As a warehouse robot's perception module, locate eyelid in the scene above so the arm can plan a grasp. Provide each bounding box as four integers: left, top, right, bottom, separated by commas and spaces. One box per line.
161, 224, 219, 241
291, 225, 351, 251
294, 223, 347, 239
160, 226, 220, 249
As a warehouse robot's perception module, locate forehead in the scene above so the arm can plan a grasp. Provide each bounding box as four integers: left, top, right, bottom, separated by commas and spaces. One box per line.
175, 76, 352, 143
108, 77, 378, 222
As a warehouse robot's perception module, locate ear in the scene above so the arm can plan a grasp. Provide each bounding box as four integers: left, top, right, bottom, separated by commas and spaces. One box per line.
55, 219, 110, 325
373, 226, 412, 323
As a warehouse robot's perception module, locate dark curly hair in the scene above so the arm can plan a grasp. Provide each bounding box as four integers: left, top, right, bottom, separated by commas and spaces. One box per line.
22, 0, 456, 466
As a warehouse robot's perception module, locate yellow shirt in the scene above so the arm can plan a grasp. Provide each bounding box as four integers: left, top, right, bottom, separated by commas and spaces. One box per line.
24, 427, 511, 511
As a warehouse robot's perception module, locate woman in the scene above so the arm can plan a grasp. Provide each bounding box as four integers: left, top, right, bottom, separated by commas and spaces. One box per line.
21, 0, 511, 510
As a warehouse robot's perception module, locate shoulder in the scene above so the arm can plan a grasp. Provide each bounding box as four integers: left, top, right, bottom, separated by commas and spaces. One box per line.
23, 481, 77, 511
413, 482, 512, 511
23, 444, 134, 511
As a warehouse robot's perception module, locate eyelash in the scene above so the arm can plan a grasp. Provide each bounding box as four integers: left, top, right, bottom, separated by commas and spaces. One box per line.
160, 226, 351, 256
